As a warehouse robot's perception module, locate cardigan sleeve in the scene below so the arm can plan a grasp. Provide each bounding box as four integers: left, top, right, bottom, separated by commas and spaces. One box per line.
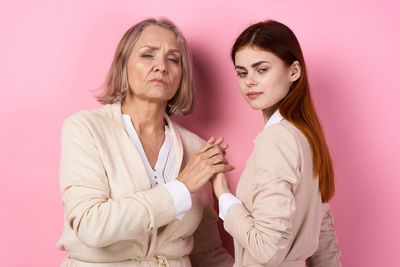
59, 114, 176, 248
306, 203, 341, 266
189, 182, 234, 267
223, 124, 300, 265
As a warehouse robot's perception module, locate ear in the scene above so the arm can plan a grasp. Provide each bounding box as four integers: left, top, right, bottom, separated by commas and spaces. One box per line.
289, 61, 302, 82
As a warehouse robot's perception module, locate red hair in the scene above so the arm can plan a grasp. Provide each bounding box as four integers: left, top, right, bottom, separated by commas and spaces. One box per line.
232, 20, 335, 202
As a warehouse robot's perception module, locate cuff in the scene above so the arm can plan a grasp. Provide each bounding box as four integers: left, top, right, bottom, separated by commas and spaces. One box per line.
218, 193, 243, 220
163, 180, 192, 220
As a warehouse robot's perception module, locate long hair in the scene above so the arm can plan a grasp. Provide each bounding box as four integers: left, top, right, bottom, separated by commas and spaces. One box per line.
97, 18, 195, 116
231, 20, 335, 202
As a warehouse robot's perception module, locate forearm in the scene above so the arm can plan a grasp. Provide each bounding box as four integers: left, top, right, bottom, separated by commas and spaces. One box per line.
224, 204, 290, 264
190, 183, 234, 267
64, 184, 176, 248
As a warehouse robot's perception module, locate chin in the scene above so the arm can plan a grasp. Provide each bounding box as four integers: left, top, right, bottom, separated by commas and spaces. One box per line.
147, 92, 172, 100
149, 89, 177, 100
246, 101, 267, 111
249, 105, 262, 110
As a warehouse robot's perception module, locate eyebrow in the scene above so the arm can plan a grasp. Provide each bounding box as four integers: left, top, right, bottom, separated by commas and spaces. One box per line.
235, 60, 271, 70
139, 45, 181, 54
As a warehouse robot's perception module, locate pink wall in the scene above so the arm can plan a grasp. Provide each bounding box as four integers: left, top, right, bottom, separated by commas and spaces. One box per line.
1, 0, 399, 266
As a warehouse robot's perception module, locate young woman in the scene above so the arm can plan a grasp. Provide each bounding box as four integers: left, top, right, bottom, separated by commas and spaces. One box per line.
213, 20, 341, 266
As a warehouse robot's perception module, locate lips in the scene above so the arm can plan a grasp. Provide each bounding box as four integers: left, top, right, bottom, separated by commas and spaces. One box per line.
150, 79, 167, 85
247, 91, 263, 99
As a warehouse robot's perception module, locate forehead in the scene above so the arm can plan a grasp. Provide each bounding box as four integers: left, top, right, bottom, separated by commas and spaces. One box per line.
235, 46, 280, 65
135, 25, 179, 48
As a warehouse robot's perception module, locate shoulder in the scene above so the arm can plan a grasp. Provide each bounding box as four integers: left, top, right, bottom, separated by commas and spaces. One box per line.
251, 120, 304, 185
256, 120, 301, 148
62, 104, 114, 131
254, 120, 303, 167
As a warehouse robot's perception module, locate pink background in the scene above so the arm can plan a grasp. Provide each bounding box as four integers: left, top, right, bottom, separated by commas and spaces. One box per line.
1, 0, 399, 266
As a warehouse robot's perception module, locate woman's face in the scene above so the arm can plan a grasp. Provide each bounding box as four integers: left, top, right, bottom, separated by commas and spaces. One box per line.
234, 46, 300, 113
126, 25, 182, 103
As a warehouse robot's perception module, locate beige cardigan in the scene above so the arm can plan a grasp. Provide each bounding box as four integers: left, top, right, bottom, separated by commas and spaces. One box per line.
57, 103, 233, 267
224, 120, 341, 267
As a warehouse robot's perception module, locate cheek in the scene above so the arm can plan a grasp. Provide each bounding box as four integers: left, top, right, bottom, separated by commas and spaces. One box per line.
265, 73, 291, 98
176, 68, 183, 83
128, 62, 146, 81
127, 64, 149, 93
171, 66, 182, 84
238, 80, 247, 95
276, 78, 291, 97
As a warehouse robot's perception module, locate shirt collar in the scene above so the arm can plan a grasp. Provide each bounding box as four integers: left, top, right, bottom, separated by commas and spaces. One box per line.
119, 109, 183, 173
264, 109, 284, 129
253, 109, 284, 144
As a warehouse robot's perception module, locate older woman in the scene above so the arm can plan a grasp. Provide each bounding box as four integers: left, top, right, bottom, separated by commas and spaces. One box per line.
57, 18, 234, 267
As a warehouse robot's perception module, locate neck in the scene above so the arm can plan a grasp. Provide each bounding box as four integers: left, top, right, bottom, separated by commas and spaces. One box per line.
122, 94, 167, 136
262, 104, 279, 124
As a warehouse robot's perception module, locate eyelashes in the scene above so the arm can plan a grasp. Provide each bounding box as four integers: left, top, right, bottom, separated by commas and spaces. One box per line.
236, 72, 247, 77
236, 68, 268, 78
257, 68, 268, 73
140, 54, 180, 64
167, 58, 180, 64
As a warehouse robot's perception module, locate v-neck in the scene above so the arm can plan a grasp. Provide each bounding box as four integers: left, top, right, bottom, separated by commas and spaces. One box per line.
110, 102, 184, 190
122, 114, 170, 169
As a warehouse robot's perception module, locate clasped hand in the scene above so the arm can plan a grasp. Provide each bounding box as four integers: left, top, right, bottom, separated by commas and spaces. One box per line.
177, 137, 234, 194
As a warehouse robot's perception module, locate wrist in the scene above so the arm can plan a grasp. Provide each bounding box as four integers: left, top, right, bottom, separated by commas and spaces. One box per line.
216, 187, 231, 200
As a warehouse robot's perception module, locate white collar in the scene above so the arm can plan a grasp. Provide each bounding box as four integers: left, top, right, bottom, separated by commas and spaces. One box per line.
264, 109, 284, 129
253, 110, 284, 144
121, 113, 176, 187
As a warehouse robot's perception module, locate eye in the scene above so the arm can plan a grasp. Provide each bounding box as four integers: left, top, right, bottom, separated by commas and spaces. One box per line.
236, 72, 247, 78
141, 54, 153, 58
167, 57, 180, 64
257, 68, 268, 73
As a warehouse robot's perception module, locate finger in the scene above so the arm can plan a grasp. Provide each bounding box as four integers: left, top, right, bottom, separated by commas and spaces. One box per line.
197, 142, 214, 154
205, 145, 225, 158
215, 142, 229, 152
214, 163, 235, 173
220, 143, 229, 150
209, 154, 226, 165
214, 137, 224, 145
207, 136, 216, 144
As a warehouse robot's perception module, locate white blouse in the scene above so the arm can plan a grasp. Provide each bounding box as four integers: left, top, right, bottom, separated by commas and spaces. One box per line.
122, 114, 191, 219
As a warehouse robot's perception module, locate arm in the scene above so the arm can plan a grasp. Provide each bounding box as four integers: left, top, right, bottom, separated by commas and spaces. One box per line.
190, 182, 234, 267
223, 125, 300, 265
306, 203, 341, 267
60, 114, 176, 248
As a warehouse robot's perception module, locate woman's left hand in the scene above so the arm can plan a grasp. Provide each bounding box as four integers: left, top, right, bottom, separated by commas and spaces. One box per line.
212, 172, 231, 199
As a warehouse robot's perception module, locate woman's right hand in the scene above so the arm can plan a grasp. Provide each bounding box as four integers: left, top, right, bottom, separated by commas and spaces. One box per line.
177, 137, 235, 193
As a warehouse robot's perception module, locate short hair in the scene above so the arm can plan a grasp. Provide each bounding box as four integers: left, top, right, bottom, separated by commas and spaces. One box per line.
97, 18, 195, 116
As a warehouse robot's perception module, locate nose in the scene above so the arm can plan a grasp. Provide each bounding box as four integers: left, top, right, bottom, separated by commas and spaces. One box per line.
245, 75, 257, 88
153, 57, 167, 74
